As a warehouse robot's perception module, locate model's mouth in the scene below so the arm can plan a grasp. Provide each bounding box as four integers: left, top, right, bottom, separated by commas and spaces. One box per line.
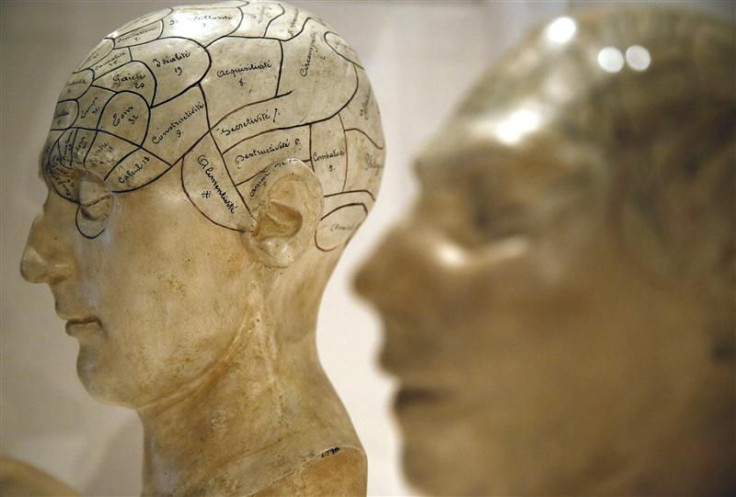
65, 317, 101, 337
395, 387, 451, 411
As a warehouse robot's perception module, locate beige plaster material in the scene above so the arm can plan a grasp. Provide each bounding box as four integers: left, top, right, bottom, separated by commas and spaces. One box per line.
356, 7, 735, 496
20, 1, 384, 495
0, 457, 79, 497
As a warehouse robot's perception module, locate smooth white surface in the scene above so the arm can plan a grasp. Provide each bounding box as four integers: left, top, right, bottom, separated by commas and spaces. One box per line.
1, 1, 730, 495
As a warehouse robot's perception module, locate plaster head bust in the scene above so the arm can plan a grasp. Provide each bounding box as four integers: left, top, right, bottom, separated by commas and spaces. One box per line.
21, 1, 384, 495
356, 8, 734, 496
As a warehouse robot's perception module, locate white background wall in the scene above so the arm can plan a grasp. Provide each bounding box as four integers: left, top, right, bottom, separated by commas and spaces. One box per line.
1, 1, 731, 495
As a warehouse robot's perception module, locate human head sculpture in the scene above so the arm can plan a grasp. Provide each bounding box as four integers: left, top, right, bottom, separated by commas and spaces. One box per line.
356, 7, 734, 496
21, 1, 384, 494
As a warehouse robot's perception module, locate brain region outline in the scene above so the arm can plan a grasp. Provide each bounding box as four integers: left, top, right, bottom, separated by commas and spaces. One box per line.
43, 0, 385, 252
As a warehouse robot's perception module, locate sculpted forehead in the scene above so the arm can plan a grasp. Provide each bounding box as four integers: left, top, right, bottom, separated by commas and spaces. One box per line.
416, 116, 582, 186
44, 0, 385, 248
419, 8, 734, 204
414, 114, 609, 244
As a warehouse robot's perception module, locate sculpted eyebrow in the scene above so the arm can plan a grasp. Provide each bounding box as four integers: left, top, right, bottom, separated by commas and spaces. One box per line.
416, 142, 495, 185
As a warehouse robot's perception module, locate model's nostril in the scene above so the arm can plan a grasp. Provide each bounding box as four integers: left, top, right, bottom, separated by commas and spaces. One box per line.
20, 246, 47, 283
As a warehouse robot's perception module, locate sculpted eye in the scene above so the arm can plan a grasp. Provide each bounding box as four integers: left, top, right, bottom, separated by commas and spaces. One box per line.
78, 173, 113, 222
471, 207, 492, 231
474, 205, 528, 240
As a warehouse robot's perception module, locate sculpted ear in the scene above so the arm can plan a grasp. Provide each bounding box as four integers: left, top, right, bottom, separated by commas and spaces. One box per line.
245, 159, 323, 268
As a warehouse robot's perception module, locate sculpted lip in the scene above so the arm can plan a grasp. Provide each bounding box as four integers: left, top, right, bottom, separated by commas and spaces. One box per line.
65, 317, 101, 337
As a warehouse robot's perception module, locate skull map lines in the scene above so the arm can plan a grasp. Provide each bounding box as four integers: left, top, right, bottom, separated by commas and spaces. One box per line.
43, 0, 385, 252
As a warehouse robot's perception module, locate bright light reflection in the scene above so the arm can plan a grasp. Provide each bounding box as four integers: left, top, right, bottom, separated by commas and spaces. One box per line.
545, 17, 577, 45
597, 47, 625, 73
437, 243, 466, 267
625, 45, 651, 71
175, 18, 204, 36
479, 236, 530, 265
496, 108, 542, 145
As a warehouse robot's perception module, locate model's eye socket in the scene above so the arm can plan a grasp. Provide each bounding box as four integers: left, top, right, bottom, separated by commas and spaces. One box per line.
471, 204, 527, 239
78, 173, 112, 222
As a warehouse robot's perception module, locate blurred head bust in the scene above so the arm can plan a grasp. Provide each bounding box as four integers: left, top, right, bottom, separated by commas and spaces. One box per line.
356, 7, 734, 496
20, 1, 384, 495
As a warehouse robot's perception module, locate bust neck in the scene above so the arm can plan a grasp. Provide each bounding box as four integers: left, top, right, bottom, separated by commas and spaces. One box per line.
136, 306, 364, 496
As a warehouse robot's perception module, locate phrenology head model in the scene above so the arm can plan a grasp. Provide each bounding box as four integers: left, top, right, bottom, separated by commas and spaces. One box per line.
21, 2, 384, 496
356, 8, 734, 497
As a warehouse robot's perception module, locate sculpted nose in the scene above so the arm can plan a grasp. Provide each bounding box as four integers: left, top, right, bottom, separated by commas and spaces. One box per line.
355, 218, 468, 314
354, 226, 403, 303
355, 222, 430, 308
20, 245, 49, 283
20, 216, 73, 284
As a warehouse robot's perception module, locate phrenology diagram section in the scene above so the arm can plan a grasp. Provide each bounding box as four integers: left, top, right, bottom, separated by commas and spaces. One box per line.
44, 0, 385, 250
